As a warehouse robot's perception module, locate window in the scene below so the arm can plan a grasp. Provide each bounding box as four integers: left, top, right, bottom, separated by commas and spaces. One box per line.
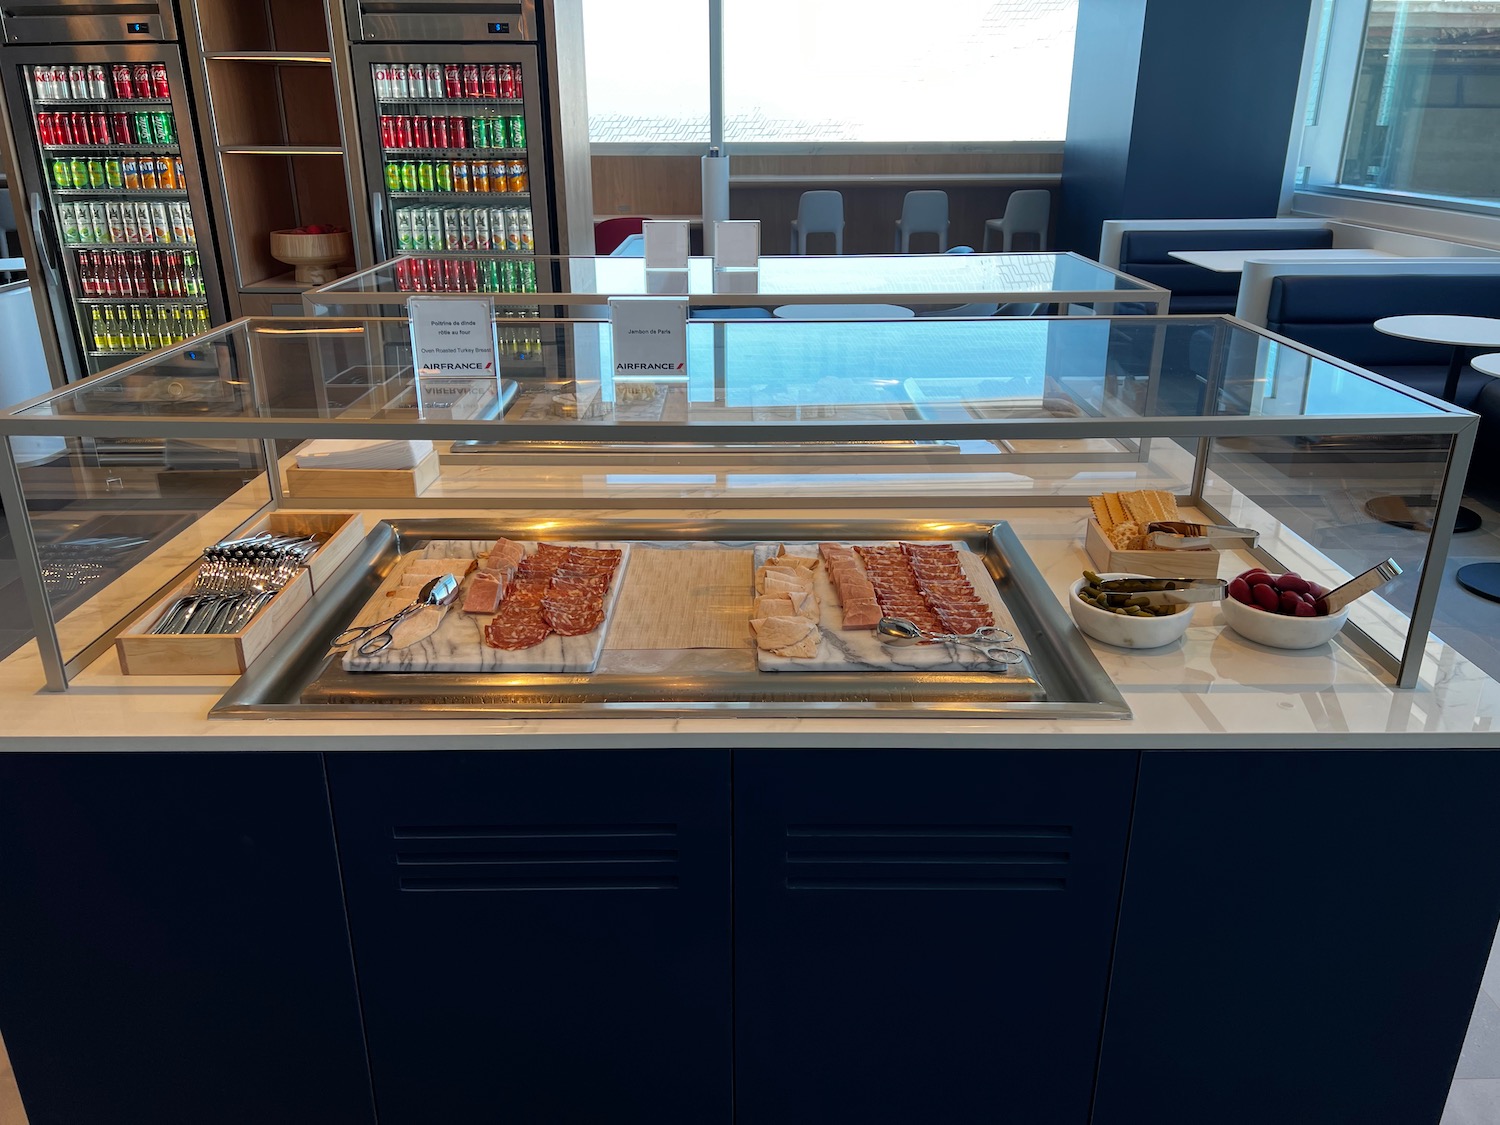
582, 0, 710, 143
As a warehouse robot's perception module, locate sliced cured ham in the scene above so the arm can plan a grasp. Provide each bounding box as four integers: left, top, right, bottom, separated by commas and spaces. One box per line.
462, 570, 505, 614
841, 598, 882, 629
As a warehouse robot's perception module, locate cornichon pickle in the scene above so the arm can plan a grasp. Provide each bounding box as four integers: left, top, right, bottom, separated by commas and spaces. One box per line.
1076, 571, 1182, 617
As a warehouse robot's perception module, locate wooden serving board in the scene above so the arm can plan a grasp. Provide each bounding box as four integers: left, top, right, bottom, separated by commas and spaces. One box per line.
342, 539, 631, 674
753, 541, 1029, 673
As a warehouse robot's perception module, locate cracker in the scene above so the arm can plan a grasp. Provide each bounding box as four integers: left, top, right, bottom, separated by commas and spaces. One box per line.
1089, 495, 1113, 528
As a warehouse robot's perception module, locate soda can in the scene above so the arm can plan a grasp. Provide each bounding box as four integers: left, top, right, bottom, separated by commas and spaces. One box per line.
408, 209, 428, 252
426, 64, 444, 99
394, 257, 413, 291
52, 113, 73, 145
506, 114, 525, 150
406, 63, 426, 99
89, 201, 109, 244
151, 63, 170, 99
71, 112, 90, 143
519, 260, 537, 293
134, 202, 154, 242
91, 112, 111, 144
469, 115, 487, 149
448, 116, 467, 148
50, 157, 72, 188
424, 208, 443, 251
412, 115, 431, 148
132, 64, 153, 99
501, 257, 520, 293
511, 66, 523, 100
156, 156, 175, 190
373, 64, 391, 100
168, 201, 188, 243
384, 161, 403, 193
174, 157, 185, 184
380, 115, 395, 148
69, 156, 89, 187
489, 160, 506, 189
442, 209, 461, 251
481, 64, 498, 99
134, 112, 152, 143
31, 67, 49, 101
36, 113, 55, 147
411, 258, 430, 293
400, 161, 418, 192
389, 63, 409, 99
112, 64, 134, 99
87, 159, 105, 189
471, 160, 489, 193
431, 115, 448, 148
112, 112, 135, 143
494, 64, 512, 100
462, 64, 480, 98
474, 206, 491, 250
506, 160, 528, 193
151, 202, 172, 243
395, 207, 414, 251
68, 65, 88, 99
490, 208, 507, 244
394, 114, 411, 148
462, 259, 479, 291
89, 64, 109, 99
518, 208, 534, 252
59, 202, 80, 244
444, 258, 462, 292
452, 160, 470, 192
443, 63, 462, 99
122, 157, 140, 190
152, 112, 173, 145
434, 161, 452, 191
416, 161, 435, 191
181, 204, 196, 242
121, 204, 140, 244
140, 158, 157, 189
459, 207, 476, 250
482, 259, 500, 293
506, 209, 522, 253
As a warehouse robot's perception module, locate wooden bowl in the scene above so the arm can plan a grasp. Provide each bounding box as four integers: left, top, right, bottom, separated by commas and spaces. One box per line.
269, 229, 353, 285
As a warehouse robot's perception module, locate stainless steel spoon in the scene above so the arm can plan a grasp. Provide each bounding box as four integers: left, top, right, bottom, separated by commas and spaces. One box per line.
876, 616, 1023, 664
1316, 557, 1403, 615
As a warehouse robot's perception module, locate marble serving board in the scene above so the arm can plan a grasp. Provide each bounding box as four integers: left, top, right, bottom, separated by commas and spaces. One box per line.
342, 539, 631, 674
753, 541, 1030, 673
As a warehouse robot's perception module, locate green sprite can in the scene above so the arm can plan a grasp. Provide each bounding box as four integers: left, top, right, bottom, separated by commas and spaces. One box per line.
469, 115, 488, 149
150, 112, 173, 145
505, 115, 525, 150
519, 259, 537, 293
481, 258, 500, 292
501, 257, 519, 293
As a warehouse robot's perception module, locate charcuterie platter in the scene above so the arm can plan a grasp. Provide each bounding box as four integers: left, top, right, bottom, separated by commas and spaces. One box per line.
341, 538, 631, 674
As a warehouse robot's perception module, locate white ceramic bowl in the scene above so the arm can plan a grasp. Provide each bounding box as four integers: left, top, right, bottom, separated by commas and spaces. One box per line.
1221, 592, 1349, 649
1069, 573, 1194, 649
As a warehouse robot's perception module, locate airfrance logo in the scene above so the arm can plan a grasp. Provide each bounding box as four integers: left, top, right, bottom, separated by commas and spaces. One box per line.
428, 362, 493, 370
615, 362, 685, 370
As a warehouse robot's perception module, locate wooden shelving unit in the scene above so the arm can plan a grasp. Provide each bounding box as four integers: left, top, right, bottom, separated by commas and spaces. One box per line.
181, 0, 356, 316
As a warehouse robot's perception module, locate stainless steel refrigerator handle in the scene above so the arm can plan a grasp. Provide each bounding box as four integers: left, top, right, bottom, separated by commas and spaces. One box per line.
371, 191, 388, 261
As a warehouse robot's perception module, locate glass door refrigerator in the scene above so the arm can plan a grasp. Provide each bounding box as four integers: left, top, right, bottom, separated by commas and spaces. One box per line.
342, 0, 555, 302
0, 1, 228, 381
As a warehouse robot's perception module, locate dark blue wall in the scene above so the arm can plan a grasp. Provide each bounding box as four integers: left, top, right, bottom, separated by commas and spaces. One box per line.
1059, 0, 1316, 255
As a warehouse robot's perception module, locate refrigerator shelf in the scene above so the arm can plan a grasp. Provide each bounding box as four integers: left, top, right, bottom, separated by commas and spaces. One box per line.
41, 144, 181, 155
53, 189, 188, 199
68, 241, 196, 250
376, 97, 524, 109
390, 191, 531, 201
79, 296, 207, 305
33, 98, 172, 108
380, 147, 526, 158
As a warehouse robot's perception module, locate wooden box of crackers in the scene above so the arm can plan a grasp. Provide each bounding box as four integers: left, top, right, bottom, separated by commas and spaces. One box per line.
1084, 489, 1220, 579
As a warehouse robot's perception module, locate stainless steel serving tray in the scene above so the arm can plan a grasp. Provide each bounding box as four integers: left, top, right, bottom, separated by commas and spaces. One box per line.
211, 518, 1129, 720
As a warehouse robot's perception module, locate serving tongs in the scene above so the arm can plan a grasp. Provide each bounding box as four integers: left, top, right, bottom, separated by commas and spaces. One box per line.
1147, 521, 1260, 550
1092, 576, 1228, 607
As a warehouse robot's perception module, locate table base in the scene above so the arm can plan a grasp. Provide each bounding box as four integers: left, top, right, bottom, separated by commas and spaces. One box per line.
1458, 562, 1500, 602
1363, 494, 1482, 534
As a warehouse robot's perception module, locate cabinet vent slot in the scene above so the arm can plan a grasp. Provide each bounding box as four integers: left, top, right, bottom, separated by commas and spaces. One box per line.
784, 823, 1070, 892
392, 824, 680, 892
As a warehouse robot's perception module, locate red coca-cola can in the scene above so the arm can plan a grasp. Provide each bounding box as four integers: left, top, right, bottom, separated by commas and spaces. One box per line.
150, 63, 170, 99
498, 64, 516, 100
461, 64, 480, 98
112, 112, 135, 142
462, 259, 479, 291
90, 112, 111, 144
480, 64, 498, 99
394, 115, 412, 149
70, 112, 90, 143
443, 64, 462, 99
430, 115, 449, 148
35, 113, 55, 147
379, 114, 395, 148
444, 258, 462, 291
394, 257, 413, 291
111, 63, 134, 99
447, 116, 467, 149
512, 66, 522, 100
131, 64, 152, 100
411, 115, 431, 148
52, 113, 73, 145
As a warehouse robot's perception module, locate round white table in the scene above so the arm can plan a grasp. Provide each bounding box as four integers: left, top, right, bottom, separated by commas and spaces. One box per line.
772, 303, 916, 320
1455, 353, 1500, 598
1373, 315, 1500, 402
1470, 352, 1500, 379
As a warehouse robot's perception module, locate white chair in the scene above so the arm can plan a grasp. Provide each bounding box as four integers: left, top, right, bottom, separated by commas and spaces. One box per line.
893, 191, 948, 253
983, 190, 1051, 252
790, 191, 844, 255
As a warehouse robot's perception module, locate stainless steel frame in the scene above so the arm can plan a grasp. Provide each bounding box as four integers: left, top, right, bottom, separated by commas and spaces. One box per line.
211, 517, 1132, 721
0, 0, 177, 45
343, 0, 536, 43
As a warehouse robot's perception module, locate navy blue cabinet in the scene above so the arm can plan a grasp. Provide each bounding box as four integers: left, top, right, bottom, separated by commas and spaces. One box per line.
1092, 750, 1500, 1125
325, 750, 732, 1125
732, 750, 1137, 1125
0, 753, 374, 1125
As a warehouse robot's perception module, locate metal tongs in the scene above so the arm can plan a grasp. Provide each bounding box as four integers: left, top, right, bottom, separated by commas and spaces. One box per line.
1147, 521, 1260, 550
1092, 576, 1228, 607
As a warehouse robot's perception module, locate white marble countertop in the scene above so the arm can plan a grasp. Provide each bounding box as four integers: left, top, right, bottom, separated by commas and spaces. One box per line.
3, 500, 1499, 752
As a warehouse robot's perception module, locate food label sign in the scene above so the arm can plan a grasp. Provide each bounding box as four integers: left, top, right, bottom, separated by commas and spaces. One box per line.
608, 296, 687, 381
408, 295, 500, 415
